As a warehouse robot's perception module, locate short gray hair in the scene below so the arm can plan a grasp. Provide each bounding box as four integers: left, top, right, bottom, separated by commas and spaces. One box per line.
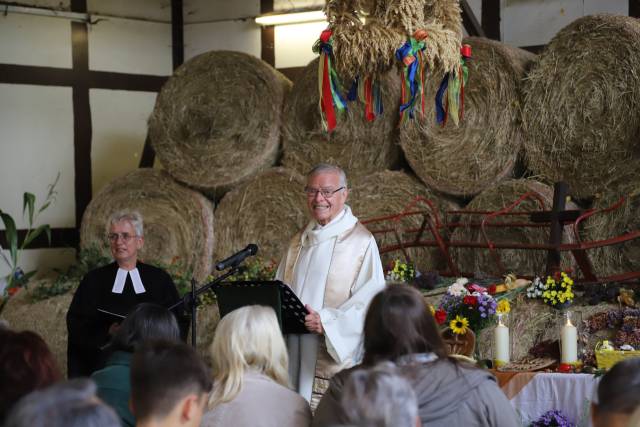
5, 379, 120, 427
341, 363, 418, 427
107, 210, 143, 236
307, 164, 348, 188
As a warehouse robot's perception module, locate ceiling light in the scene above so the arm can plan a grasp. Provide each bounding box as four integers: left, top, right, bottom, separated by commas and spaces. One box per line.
255, 10, 326, 26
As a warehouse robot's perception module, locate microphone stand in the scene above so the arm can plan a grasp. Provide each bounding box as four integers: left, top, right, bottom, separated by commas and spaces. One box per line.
169, 264, 242, 349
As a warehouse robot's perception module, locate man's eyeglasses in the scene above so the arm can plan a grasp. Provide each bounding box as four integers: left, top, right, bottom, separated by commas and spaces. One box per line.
304, 187, 345, 199
107, 233, 139, 243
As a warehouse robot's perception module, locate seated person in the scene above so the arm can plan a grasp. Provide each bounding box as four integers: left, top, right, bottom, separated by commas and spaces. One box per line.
66, 209, 187, 377
313, 285, 519, 427
4, 378, 120, 427
341, 363, 419, 427
131, 340, 211, 427
0, 329, 62, 423
591, 357, 640, 427
91, 303, 181, 427
201, 305, 311, 427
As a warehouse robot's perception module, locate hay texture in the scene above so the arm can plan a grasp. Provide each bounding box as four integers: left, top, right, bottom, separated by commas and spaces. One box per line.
148, 51, 291, 196
450, 179, 578, 277
584, 181, 640, 278
400, 37, 535, 197
282, 58, 401, 177
522, 14, 640, 199
80, 169, 214, 281
349, 170, 458, 271
214, 168, 308, 263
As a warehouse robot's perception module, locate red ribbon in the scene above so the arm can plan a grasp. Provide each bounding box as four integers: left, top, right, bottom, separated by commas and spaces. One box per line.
364, 77, 375, 122
321, 53, 337, 132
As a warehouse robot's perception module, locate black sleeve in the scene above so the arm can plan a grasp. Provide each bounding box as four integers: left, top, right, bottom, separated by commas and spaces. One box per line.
157, 269, 190, 341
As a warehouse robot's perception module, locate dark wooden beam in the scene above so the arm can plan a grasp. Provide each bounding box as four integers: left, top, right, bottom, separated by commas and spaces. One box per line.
260, 0, 275, 66
630, 0, 640, 17
171, 0, 184, 69
0, 228, 79, 249
481, 0, 500, 40
460, 0, 485, 37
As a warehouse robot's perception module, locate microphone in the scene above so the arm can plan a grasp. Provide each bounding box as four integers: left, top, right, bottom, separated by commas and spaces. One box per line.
215, 244, 258, 271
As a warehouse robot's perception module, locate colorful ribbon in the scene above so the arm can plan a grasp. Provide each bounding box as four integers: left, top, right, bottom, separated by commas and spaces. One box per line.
312, 29, 347, 133
396, 37, 427, 122
435, 44, 472, 126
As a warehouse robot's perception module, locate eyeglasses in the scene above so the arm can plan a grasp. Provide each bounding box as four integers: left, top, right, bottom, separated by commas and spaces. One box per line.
304, 187, 345, 199
107, 233, 139, 243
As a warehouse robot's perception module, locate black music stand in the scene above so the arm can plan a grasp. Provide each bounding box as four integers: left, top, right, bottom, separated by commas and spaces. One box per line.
213, 280, 309, 334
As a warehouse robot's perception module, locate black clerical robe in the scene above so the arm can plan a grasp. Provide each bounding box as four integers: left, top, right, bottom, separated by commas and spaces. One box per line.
66, 261, 186, 378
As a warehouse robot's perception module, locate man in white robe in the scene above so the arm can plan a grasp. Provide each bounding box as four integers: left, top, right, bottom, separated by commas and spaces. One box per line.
276, 164, 385, 407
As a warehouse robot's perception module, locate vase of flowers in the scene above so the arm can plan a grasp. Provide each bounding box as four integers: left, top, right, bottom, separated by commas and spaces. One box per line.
542, 271, 575, 310
437, 278, 498, 334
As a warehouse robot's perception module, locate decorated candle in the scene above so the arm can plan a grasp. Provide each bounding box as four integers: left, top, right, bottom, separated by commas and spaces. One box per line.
493, 313, 510, 366
561, 313, 578, 364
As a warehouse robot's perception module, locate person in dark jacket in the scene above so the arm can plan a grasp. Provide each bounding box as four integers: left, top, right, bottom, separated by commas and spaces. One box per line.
91, 303, 181, 427
313, 285, 520, 427
66, 210, 187, 377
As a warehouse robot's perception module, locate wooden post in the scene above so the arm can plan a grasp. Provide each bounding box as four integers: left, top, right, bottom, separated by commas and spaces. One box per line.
545, 182, 569, 274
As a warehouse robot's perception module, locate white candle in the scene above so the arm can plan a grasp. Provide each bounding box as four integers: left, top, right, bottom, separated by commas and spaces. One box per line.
494, 315, 510, 365
561, 317, 578, 363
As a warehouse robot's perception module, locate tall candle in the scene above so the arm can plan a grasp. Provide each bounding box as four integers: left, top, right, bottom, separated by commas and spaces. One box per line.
561, 315, 578, 363
494, 314, 510, 366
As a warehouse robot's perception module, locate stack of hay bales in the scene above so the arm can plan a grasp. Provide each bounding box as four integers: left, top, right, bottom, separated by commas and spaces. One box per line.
522, 14, 640, 199
281, 58, 401, 178
400, 37, 535, 197
349, 170, 458, 271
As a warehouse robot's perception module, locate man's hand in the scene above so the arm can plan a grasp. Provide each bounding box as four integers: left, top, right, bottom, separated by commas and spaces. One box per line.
304, 305, 323, 335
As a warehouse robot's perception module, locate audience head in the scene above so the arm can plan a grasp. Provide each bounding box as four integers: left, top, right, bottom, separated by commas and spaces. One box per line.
0, 329, 62, 422
362, 285, 448, 366
209, 305, 289, 408
341, 363, 419, 427
4, 378, 120, 427
107, 303, 180, 353
592, 357, 640, 427
106, 209, 144, 267
305, 163, 349, 225
131, 340, 211, 427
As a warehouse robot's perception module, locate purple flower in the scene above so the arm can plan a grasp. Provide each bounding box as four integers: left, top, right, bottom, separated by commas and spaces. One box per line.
531, 410, 575, 427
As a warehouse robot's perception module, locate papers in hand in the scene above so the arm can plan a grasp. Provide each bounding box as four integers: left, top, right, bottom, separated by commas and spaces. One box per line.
97, 308, 126, 320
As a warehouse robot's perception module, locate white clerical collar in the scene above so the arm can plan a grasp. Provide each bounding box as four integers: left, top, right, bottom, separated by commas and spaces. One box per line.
112, 267, 146, 294
303, 206, 358, 246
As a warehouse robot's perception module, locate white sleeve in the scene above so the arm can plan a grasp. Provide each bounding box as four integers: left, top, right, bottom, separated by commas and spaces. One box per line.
318, 237, 386, 363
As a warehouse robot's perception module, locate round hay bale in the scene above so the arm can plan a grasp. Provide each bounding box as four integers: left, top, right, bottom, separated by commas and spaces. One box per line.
400, 37, 535, 197
450, 179, 578, 277
349, 170, 459, 271
281, 58, 401, 178
522, 14, 640, 199
148, 51, 291, 197
584, 181, 640, 278
80, 169, 214, 281
214, 168, 308, 263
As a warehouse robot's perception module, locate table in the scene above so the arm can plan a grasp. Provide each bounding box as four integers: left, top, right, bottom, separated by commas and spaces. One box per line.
492, 371, 600, 427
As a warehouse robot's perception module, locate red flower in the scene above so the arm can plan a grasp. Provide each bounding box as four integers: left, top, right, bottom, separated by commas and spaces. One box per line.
463, 295, 478, 307
434, 309, 447, 325
7, 287, 20, 297
487, 284, 497, 295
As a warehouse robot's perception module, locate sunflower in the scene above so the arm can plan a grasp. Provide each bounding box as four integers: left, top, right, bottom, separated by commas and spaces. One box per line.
496, 299, 511, 314
450, 315, 469, 335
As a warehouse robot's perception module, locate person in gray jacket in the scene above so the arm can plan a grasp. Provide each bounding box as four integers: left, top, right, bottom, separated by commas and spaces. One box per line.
313, 285, 520, 427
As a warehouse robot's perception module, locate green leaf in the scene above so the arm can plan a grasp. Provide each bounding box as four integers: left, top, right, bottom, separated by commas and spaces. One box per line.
0, 211, 18, 267
22, 224, 51, 249
23, 192, 36, 226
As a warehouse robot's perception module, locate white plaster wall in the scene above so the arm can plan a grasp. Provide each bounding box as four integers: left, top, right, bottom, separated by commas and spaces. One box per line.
0, 248, 77, 278
0, 13, 72, 68
88, 16, 172, 75
90, 90, 158, 194
184, 20, 261, 61
87, 0, 171, 22
274, 0, 324, 11
184, 0, 259, 23
274, 21, 326, 68
7, 0, 71, 11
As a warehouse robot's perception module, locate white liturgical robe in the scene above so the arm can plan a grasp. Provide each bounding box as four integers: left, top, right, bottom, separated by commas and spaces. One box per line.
276, 206, 386, 406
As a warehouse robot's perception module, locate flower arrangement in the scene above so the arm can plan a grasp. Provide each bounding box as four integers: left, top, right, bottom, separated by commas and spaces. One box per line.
437, 278, 498, 334
542, 271, 574, 309
496, 299, 511, 314
530, 409, 575, 427
526, 276, 545, 299
385, 259, 416, 283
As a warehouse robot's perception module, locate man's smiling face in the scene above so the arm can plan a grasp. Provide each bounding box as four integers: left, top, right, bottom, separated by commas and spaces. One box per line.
305, 171, 348, 226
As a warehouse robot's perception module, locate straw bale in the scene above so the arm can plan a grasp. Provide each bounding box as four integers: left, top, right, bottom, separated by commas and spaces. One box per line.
400, 37, 535, 197
584, 180, 640, 278
281, 58, 401, 178
349, 170, 459, 271
148, 51, 291, 197
450, 179, 578, 277
522, 14, 640, 199
80, 169, 214, 281
214, 168, 308, 263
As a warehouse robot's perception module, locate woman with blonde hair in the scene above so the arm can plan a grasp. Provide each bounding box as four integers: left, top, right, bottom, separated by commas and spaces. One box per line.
201, 305, 311, 427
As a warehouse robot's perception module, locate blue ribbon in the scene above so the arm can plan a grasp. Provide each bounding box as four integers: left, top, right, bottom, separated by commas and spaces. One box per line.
396, 40, 423, 118
435, 73, 449, 124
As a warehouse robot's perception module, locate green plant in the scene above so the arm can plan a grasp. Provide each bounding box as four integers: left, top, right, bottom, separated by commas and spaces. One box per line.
1, 174, 59, 295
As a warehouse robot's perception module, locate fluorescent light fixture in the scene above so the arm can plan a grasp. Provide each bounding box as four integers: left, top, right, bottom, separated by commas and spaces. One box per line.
255, 10, 326, 26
